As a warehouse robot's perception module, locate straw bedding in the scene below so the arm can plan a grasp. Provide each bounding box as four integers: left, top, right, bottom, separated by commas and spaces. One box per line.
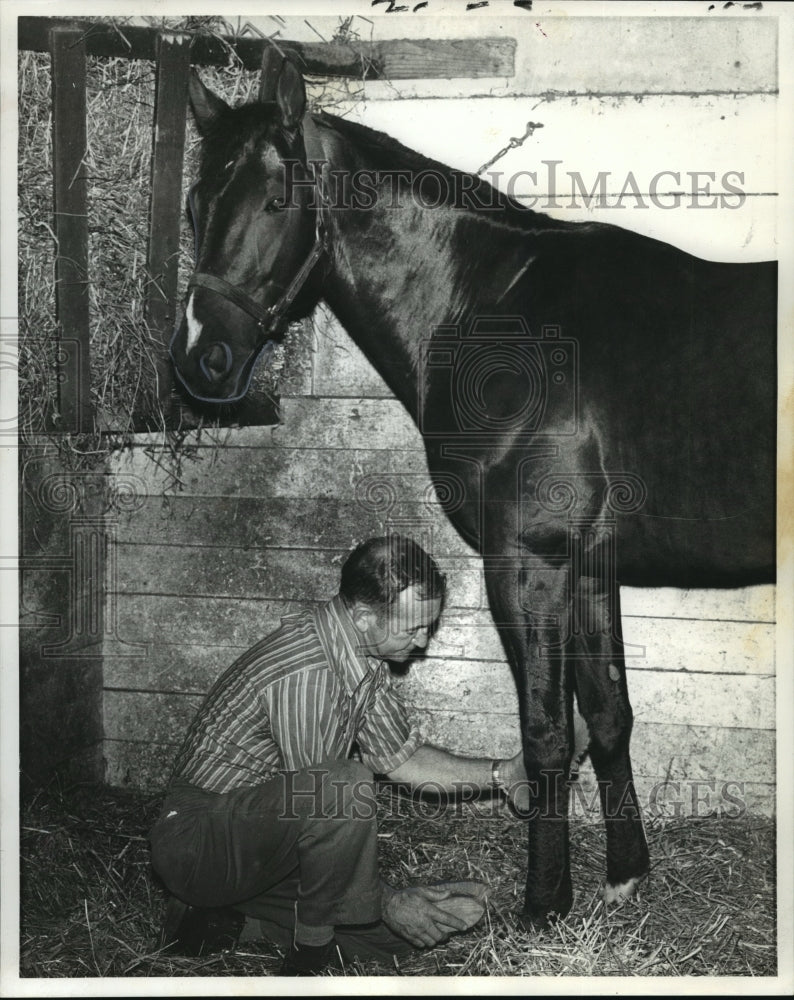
20, 779, 776, 979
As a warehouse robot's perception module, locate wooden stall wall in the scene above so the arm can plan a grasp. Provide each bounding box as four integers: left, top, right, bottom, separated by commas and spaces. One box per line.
102, 14, 777, 816
18, 449, 105, 789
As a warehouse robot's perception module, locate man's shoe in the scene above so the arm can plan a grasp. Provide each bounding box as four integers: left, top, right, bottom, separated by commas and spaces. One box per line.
279, 938, 340, 976
159, 895, 245, 956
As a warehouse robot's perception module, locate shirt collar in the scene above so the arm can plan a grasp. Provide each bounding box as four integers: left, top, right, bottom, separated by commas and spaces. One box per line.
315, 594, 385, 697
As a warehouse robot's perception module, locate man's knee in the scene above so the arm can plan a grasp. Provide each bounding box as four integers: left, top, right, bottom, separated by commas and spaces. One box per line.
283, 759, 377, 822
323, 759, 377, 821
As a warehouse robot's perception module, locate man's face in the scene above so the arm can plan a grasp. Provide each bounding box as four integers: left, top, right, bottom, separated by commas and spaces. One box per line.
359, 585, 442, 663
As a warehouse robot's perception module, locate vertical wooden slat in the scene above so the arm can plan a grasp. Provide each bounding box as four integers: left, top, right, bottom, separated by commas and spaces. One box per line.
146, 32, 192, 415
50, 26, 91, 434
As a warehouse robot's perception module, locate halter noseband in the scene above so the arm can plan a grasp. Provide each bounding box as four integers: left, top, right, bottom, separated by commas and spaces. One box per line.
186, 196, 328, 335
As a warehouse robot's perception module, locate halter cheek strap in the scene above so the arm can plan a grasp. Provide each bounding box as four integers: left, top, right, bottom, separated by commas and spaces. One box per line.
183, 112, 330, 338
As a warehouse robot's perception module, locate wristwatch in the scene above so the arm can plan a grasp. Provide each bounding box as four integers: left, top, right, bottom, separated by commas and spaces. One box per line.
491, 759, 507, 794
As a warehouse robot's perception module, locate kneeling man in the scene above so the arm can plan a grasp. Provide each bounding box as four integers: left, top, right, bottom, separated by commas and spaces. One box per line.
150, 534, 524, 974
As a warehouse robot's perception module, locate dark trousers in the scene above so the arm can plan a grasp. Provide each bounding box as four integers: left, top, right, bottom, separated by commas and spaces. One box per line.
149, 758, 415, 963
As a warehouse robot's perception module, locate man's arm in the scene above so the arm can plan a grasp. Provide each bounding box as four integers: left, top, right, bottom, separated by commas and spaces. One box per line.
386, 743, 526, 794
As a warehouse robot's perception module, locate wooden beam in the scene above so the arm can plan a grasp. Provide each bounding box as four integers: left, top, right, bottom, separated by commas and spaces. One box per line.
20, 17, 516, 80
145, 32, 191, 416
50, 26, 91, 434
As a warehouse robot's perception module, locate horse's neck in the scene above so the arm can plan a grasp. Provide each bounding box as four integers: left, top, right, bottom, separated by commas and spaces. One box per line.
316, 127, 531, 418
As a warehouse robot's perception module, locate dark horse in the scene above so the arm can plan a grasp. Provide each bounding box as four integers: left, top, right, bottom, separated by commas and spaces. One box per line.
170, 57, 776, 926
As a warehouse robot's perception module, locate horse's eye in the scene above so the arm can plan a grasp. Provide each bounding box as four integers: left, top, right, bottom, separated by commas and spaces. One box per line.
266, 197, 287, 213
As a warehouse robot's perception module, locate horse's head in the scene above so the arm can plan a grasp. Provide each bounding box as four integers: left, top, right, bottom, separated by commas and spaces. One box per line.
170, 58, 326, 403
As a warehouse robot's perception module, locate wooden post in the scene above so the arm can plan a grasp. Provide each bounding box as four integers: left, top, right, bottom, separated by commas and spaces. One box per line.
50, 26, 91, 434
145, 31, 191, 418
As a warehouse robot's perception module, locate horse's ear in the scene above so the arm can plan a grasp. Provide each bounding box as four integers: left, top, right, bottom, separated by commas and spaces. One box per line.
259, 45, 283, 103
188, 71, 230, 136
275, 57, 306, 131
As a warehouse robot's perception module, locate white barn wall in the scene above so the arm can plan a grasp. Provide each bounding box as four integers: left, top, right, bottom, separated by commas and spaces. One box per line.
103, 12, 777, 817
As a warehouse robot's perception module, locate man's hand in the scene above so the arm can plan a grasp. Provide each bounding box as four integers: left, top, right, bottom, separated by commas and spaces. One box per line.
381, 881, 487, 948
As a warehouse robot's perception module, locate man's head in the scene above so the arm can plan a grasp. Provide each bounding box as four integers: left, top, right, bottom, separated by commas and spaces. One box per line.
340, 535, 446, 663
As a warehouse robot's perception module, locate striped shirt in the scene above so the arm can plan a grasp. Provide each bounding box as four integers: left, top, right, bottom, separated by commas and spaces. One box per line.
171, 595, 421, 794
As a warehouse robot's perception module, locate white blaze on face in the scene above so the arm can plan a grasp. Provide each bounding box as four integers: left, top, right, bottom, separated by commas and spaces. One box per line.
185, 292, 203, 354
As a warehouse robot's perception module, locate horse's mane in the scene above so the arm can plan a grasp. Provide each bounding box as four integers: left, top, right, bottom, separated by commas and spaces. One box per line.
207, 99, 586, 237
314, 109, 579, 233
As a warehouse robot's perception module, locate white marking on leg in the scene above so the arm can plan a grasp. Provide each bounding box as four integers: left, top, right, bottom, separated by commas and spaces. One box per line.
572, 703, 591, 766
185, 293, 203, 354
603, 876, 642, 905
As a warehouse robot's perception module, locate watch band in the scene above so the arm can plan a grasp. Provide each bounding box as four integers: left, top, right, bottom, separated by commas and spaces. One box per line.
491, 759, 506, 793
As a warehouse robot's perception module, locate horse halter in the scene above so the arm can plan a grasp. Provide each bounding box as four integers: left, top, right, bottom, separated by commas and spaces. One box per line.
186, 174, 328, 336
171, 115, 329, 401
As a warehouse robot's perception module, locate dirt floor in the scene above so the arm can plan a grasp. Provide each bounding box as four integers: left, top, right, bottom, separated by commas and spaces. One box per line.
18, 779, 776, 979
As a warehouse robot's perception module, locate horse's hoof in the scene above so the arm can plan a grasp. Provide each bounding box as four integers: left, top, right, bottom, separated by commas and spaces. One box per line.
516, 906, 568, 934
516, 911, 548, 934
603, 875, 643, 905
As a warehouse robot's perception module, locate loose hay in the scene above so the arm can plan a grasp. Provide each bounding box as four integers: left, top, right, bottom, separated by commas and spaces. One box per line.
18, 16, 370, 466
19, 781, 776, 979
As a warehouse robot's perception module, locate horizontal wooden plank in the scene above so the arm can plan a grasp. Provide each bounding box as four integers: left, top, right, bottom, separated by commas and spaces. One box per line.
109, 445, 431, 498
101, 690, 775, 804
431, 615, 774, 675
516, 17, 776, 96
101, 736, 776, 815
102, 691, 775, 779
394, 660, 775, 731
621, 586, 774, 623
115, 548, 773, 652
104, 642, 774, 732
109, 494, 777, 621
18, 18, 515, 79
104, 642, 251, 694
108, 596, 297, 652
112, 496, 470, 556
105, 594, 775, 694
104, 689, 202, 745
104, 739, 176, 794
110, 542, 482, 606
379, 36, 517, 80
112, 542, 337, 601
275, 397, 420, 451
574, 772, 775, 820
356, 15, 777, 97
410, 710, 775, 784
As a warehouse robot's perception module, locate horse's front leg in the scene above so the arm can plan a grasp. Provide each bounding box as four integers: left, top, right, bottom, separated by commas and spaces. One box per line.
484, 557, 575, 927
571, 576, 650, 901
